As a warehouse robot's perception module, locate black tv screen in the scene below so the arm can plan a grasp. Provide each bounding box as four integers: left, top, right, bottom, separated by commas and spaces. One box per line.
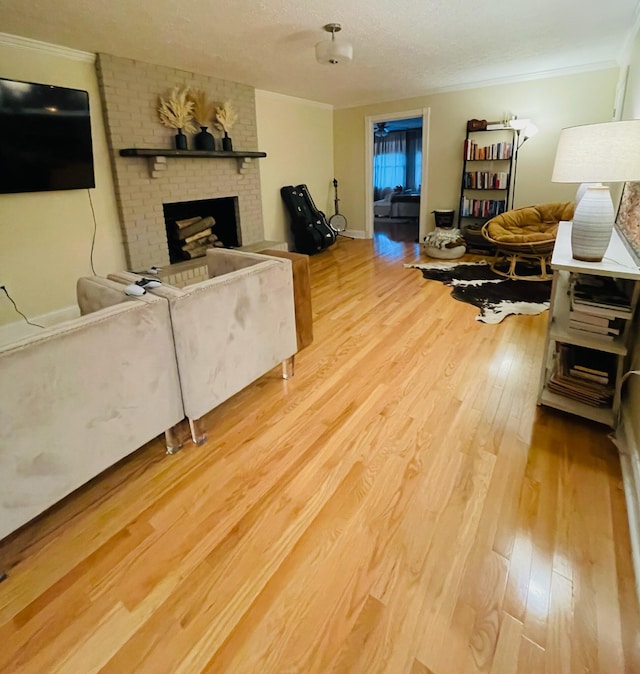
0, 77, 95, 194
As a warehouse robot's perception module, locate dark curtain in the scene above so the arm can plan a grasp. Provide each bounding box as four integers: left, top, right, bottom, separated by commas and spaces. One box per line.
373, 128, 422, 197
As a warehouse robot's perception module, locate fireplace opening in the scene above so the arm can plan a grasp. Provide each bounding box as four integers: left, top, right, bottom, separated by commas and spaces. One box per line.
163, 197, 242, 263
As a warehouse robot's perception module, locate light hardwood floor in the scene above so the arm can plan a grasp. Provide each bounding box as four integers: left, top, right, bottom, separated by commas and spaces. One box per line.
1, 234, 639, 673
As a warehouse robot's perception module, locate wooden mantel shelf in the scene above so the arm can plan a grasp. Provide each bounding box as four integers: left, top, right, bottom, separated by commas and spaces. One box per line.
119, 148, 267, 177
119, 148, 267, 159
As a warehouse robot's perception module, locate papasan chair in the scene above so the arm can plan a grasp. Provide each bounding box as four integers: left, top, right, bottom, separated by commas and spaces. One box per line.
481, 202, 575, 280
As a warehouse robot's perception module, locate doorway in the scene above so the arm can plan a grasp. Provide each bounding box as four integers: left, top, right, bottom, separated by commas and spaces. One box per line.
365, 108, 430, 245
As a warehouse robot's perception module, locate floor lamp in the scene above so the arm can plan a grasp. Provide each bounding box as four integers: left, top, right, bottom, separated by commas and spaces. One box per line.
508, 117, 538, 211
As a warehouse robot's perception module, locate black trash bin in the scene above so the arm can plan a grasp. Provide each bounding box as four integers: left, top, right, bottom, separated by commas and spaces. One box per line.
432, 209, 455, 228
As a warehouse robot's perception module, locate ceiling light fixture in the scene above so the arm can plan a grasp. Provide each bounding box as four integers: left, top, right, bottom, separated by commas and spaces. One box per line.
315, 23, 353, 65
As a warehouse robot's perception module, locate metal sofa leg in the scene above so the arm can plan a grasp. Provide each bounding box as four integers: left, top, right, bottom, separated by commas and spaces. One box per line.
282, 355, 295, 380
189, 417, 207, 445
164, 423, 184, 455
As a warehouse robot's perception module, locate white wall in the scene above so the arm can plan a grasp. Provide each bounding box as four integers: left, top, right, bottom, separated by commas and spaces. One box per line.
255, 90, 334, 250
334, 68, 619, 237
0, 36, 126, 327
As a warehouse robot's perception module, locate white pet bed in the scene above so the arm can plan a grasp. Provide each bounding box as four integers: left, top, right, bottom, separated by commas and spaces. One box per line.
423, 228, 466, 259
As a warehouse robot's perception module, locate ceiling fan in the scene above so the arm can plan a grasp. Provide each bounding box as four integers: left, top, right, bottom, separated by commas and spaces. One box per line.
374, 122, 390, 137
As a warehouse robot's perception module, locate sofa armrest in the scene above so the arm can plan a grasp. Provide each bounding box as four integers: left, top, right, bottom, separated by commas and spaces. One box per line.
77, 276, 144, 315
206, 248, 280, 277
166, 257, 297, 421
0, 293, 184, 540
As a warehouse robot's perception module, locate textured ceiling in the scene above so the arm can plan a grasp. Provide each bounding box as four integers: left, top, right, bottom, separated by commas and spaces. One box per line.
1, 0, 638, 107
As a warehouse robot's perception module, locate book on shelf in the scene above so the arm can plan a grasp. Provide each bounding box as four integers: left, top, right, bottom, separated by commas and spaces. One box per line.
569, 366, 610, 385
568, 318, 621, 336
463, 171, 509, 189
548, 343, 615, 407
463, 140, 512, 161
572, 362, 610, 378
570, 274, 633, 311
570, 300, 631, 320
572, 297, 632, 312
567, 344, 616, 379
568, 310, 612, 327
567, 324, 616, 341
460, 197, 507, 218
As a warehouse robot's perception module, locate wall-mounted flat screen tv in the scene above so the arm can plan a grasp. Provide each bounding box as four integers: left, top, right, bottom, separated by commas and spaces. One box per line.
0, 77, 95, 194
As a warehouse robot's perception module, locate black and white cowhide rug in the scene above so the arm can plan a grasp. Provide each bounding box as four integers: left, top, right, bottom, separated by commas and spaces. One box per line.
405, 260, 551, 324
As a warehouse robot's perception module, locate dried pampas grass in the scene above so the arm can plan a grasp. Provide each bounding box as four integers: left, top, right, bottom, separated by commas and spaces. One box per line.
158, 86, 196, 133
188, 89, 215, 127
214, 101, 238, 134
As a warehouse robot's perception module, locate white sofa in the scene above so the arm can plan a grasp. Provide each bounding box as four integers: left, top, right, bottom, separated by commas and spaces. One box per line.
374, 188, 421, 219
0, 277, 184, 541
109, 249, 298, 443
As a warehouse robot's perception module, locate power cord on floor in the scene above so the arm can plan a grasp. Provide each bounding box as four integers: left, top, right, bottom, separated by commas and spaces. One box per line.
0, 286, 44, 328
602, 256, 640, 272
609, 369, 640, 443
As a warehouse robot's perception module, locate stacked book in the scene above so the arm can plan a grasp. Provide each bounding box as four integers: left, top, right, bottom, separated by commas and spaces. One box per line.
460, 197, 507, 218
463, 140, 513, 161
568, 274, 632, 341
462, 171, 509, 189
548, 343, 615, 407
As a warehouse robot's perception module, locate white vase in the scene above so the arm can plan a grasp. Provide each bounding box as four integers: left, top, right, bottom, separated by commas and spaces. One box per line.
570, 185, 614, 262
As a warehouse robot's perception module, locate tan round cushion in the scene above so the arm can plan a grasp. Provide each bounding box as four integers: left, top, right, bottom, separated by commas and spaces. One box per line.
486, 202, 574, 244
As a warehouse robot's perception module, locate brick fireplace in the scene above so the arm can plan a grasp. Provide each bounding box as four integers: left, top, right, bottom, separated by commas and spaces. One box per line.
96, 53, 264, 272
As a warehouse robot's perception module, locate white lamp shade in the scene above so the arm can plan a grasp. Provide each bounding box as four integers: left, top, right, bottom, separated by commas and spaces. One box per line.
315, 39, 353, 65
509, 117, 530, 131
552, 120, 640, 183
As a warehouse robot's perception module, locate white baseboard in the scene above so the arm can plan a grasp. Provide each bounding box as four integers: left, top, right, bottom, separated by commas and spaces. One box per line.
616, 405, 640, 609
0, 304, 80, 346
343, 229, 367, 239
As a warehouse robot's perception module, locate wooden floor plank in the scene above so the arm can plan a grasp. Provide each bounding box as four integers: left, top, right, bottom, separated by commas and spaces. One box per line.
0, 237, 638, 673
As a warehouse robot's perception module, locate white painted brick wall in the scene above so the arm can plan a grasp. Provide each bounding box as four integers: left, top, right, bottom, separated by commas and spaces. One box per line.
96, 53, 264, 271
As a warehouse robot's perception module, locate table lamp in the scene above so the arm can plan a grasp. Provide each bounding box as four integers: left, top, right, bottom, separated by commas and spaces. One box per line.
551, 120, 640, 262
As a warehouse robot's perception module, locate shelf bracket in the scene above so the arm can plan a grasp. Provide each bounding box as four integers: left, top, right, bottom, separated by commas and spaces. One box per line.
238, 157, 252, 175
150, 155, 167, 179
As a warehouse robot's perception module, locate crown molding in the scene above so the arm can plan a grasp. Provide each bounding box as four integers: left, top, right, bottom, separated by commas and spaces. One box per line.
338, 61, 619, 109
618, 5, 640, 67
0, 33, 95, 63
425, 61, 620, 97
255, 89, 333, 111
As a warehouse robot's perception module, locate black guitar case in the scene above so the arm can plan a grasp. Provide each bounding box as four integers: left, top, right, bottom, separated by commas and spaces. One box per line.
297, 184, 338, 246
280, 185, 336, 254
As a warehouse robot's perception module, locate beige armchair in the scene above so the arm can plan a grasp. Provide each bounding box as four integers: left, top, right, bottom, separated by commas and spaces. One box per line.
0, 277, 184, 541
109, 249, 297, 443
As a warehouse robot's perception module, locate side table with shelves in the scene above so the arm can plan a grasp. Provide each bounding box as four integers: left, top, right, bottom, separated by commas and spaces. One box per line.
537, 222, 640, 426
458, 123, 515, 253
